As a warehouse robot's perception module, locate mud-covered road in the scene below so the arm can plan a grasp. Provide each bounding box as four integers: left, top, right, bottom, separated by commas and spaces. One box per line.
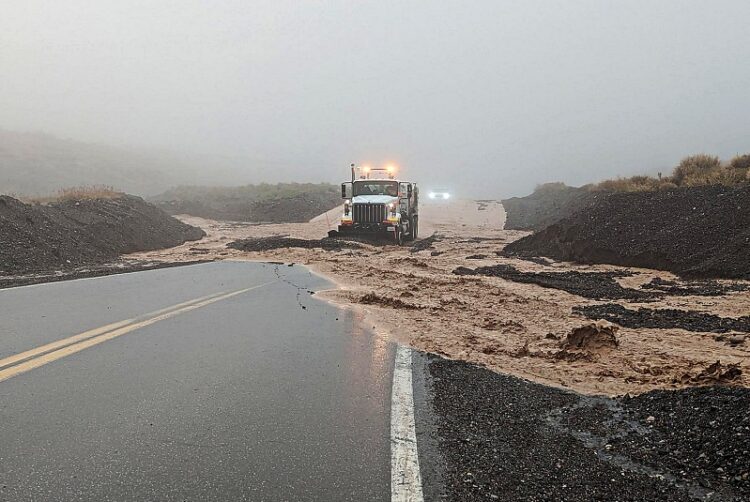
3, 261, 746, 500
130, 199, 750, 395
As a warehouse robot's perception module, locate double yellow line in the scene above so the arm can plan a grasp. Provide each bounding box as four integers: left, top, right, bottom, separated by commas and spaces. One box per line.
0, 281, 276, 384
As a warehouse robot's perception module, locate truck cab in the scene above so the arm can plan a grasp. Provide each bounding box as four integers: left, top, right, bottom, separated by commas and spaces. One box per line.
338, 166, 419, 244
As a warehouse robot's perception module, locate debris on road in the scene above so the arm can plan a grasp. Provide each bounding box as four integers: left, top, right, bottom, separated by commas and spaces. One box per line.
575, 304, 750, 333
641, 277, 749, 296
678, 361, 743, 385
409, 233, 442, 253
129, 199, 750, 395
561, 321, 619, 352
453, 264, 656, 301
358, 292, 423, 310
228, 236, 364, 252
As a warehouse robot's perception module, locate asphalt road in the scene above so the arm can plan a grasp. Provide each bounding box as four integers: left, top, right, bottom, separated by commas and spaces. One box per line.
3, 260, 743, 501
0, 261, 393, 501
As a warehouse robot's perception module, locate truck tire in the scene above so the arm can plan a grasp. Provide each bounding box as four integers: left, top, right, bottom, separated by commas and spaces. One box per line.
394, 227, 403, 245
405, 216, 417, 241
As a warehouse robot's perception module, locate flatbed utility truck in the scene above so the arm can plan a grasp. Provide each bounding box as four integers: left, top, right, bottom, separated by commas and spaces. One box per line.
337, 164, 419, 245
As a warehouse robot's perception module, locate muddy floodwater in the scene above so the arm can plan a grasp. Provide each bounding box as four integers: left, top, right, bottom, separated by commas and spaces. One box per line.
130, 199, 750, 396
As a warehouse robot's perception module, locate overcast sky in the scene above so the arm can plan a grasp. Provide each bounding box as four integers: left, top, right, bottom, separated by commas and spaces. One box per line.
2, 1, 750, 196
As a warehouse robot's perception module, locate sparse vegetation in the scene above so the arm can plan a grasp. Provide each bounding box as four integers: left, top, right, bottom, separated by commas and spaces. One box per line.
25, 185, 123, 204
594, 175, 677, 192
594, 153, 750, 192
729, 154, 750, 180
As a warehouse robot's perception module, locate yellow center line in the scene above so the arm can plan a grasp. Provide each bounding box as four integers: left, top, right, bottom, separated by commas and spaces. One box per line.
0, 281, 276, 384
0, 290, 228, 372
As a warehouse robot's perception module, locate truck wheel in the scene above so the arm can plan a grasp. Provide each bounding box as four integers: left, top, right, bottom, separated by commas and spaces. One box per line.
394, 227, 403, 245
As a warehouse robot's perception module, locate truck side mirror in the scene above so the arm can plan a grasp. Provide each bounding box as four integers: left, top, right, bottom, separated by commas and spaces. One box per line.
341, 183, 347, 198
407, 184, 413, 198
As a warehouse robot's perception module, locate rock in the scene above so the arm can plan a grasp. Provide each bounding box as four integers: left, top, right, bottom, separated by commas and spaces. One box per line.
561, 321, 619, 352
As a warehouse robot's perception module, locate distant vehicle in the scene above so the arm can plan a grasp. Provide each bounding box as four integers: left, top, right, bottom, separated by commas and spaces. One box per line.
428, 189, 451, 200
337, 164, 419, 245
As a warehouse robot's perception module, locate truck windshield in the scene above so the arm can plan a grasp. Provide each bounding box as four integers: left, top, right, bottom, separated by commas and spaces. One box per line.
353, 181, 398, 196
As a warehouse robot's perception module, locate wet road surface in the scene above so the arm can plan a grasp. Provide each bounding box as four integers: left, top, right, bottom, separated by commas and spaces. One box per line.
2, 261, 744, 501
0, 261, 393, 501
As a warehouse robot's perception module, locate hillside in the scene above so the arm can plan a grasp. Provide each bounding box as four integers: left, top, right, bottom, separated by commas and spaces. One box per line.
0, 129, 301, 197
150, 183, 342, 223
504, 184, 750, 279
501, 182, 596, 231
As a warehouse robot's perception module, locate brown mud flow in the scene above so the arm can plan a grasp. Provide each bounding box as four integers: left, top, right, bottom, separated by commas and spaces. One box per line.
127, 199, 749, 396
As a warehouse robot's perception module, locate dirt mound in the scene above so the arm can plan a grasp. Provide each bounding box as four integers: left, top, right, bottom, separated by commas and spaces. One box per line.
0, 195, 204, 275
152, 184, 341, 223
453, 264, 656, 300
561, 321, 619, 351
575, 304, 750, 333
504, 185, 750, 279
502, 183, 597, 231
357, 292, 423, 310
227, 236, 363, 252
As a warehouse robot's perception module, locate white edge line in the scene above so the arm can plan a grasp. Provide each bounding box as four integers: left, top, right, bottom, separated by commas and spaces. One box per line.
391, 345, 424, 502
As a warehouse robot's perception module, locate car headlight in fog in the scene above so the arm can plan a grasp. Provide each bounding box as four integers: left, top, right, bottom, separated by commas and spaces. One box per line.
443, 193, 450, 199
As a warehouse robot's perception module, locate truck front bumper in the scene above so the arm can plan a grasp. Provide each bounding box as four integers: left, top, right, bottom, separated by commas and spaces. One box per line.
338, 222, 397, 234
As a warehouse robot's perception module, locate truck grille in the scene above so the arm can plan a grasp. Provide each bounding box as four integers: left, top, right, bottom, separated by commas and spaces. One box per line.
353, 203, 386, 224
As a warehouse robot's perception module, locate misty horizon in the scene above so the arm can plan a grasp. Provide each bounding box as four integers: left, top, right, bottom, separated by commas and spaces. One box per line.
3, 1, 750, 198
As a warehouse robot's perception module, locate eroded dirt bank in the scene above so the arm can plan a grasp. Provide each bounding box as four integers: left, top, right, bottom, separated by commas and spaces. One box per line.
0, 194, 204, 277
505, 184, 750, 280
129, 200, 749, 396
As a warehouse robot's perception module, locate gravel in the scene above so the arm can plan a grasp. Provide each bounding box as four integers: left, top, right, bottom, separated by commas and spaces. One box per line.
641, 277, 749, 296
503, 185, 750, 280
501, 183, 597, 231
227, 236, 364, 252
418, 353, 749, 500
575, 304, 750, 333
0, 195, 204, 275
453, 264, 657, 301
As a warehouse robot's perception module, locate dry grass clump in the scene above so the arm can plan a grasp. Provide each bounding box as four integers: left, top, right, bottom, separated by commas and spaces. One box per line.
729, 154, 750, 181
595, 175, 677, 192
595, 153, 750, 192
26, 185, 124, 204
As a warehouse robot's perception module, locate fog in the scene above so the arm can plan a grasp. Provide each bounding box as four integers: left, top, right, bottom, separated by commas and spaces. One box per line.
2, 0, 750, 197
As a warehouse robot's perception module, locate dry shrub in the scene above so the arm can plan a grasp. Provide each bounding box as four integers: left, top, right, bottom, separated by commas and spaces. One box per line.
596, 153, 750, 193
28, 185, 123, 204
595, 175, 676, 192
672, 154, 721, 185
729, 154, 750, 171
729, 154, 750, 181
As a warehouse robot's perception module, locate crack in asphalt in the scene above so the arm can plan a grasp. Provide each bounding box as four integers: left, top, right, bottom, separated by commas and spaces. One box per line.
272, 264, 312, 311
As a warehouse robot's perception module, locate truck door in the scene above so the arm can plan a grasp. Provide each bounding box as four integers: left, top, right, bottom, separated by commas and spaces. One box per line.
399, 183, 409, 213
